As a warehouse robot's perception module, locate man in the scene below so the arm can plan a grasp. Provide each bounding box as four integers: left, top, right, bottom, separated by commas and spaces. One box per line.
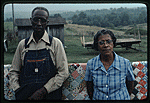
9, 7, 69, 100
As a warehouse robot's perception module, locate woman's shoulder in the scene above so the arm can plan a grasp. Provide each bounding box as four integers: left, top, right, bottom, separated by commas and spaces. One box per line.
87, 55, 100, 64
115, 52, 130, 63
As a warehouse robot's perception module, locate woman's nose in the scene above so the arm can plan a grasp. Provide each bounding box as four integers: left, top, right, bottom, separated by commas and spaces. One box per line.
103, 41, 109, 47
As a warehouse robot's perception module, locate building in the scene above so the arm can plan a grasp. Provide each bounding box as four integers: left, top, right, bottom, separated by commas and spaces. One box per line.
15, 17, 67, 44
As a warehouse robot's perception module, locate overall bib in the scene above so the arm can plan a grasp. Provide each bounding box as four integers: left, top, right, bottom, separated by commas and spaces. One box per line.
15, 36, 62, 100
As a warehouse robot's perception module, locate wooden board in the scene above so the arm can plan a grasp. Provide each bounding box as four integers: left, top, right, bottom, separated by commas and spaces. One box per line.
81, 37, 141, 48
116, 38, 141, 45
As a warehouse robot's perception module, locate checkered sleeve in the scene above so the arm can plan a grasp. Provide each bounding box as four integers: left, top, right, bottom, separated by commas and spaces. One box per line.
126, 61, 135, 81
84, 61, 92, 81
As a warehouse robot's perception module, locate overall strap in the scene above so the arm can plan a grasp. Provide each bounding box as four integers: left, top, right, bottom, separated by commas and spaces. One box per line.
25, 37, 30, 49
46, 35, 53, 46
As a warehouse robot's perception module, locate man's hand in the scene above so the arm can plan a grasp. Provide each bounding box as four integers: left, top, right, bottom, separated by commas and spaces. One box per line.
28, 87, 48, 100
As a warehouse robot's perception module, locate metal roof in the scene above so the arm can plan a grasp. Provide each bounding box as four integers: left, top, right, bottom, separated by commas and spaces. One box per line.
15, 17, 67, 26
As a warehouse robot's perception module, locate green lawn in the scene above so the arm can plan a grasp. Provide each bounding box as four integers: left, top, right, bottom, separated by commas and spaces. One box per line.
64, 35, 147, 63
4, 23, 147, 64
64, 24, 147, 63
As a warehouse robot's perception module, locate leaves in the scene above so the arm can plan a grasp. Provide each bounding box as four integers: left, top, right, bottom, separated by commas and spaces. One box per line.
71, 7, 147, 28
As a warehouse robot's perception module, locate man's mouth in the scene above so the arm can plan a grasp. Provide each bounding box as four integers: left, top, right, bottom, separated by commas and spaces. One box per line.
35, 27, 43, 31
37, 28, 42, 31
103, 49, 110, 52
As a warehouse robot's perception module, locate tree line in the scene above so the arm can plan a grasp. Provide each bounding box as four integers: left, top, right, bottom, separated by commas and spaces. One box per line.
5, 7, 147, 28
71, 7, 147, 28
5, 13, 63, 22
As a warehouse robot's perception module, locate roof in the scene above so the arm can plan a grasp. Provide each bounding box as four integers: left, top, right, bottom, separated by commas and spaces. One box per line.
15, 17, 67, 26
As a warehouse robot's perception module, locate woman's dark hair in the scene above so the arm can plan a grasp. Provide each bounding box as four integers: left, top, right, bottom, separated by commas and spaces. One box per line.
31, 7, 49, 17
93, 29, 117, 51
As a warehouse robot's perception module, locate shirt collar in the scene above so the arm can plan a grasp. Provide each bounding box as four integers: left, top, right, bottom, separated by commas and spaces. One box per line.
94, 52, 121, 71
111, 52, 121, 71
27, 31, 50, 45
94, 55, 103, 70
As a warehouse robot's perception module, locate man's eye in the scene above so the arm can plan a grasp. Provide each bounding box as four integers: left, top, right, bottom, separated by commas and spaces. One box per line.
33, 18, 39, 22
41, 18, 46, 22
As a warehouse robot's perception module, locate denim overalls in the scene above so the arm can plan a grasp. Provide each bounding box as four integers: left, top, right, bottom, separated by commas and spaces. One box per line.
15, 36, 62, 100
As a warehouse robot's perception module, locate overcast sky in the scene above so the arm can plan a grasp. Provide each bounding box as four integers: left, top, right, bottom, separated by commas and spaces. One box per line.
4, 3, 146, 13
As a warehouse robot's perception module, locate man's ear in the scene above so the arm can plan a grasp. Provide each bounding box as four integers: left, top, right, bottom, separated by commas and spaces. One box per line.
30, 17, 32, 24
46, 20, 49, 24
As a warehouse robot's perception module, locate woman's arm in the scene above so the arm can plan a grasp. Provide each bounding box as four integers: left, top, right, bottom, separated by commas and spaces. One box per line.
86, 81, 94, 100
126, 80, 134, 95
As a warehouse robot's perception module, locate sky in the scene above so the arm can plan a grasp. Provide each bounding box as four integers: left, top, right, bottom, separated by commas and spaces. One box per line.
4, 3, 146, 13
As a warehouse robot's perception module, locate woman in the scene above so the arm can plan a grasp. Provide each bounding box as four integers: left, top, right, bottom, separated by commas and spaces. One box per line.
84, 29, 135, 100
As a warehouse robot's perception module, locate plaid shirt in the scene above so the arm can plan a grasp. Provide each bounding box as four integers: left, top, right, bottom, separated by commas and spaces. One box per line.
85, 52, 135, 100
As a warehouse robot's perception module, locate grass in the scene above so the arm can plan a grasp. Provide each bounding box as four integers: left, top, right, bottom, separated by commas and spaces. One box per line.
4, 37, 18, 64
4, 23, 147, 64
64, 24, 147, 63
65, 35, 99, 63
64, 35, 147, 63
4, 22, 13, 31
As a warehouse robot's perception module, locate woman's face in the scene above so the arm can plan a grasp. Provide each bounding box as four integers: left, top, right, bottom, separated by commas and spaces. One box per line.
98, 34, 114, 56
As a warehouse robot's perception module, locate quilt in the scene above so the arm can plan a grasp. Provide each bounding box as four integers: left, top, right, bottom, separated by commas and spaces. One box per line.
4, 61, 147, 100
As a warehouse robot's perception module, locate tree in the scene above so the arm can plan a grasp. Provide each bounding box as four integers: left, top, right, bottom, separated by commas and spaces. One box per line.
78, 18, 89, 25
54, 13, 62, 18
137, 11, 147, 24
93, 20, 101, 27
78, 12, 87, 20
72, 14, 78, 24
106, 12, 117, 22
70, 7, 147, 27
120, 12, 130, 26
6, 17, 13, 22
113, 16, 121, 27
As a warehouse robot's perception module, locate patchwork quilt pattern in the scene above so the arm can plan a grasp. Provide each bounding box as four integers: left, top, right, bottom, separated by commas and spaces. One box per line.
4, 65, 16, 100
4, 61, 147, 100
62, 63, 90, 100
131, 61, 147, 100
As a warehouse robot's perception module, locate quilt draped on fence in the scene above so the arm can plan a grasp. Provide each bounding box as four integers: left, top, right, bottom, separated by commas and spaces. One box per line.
4, 61, 147, 100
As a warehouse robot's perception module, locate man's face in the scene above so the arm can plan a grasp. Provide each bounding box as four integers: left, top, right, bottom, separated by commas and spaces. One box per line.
31, 9, 49, 33
98, 34, 114, 56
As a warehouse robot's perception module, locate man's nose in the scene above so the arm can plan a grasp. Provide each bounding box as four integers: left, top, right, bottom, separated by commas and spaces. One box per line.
37, 19, 42, 25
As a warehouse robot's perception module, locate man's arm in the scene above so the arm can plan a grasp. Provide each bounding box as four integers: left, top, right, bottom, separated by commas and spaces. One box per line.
9, 39, 24, 91
44, 38, 69, 93
86, 81, 94, 100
